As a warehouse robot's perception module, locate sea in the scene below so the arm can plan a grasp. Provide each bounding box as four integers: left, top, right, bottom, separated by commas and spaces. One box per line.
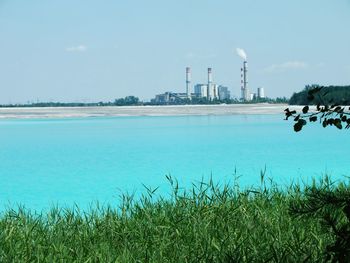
1, 114, 349, 212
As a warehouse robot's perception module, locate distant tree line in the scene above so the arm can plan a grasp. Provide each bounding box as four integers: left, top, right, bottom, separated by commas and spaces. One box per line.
146, 96, 289, 106
250, 96, 289, 104
113, 96, 140, 106
0, 95, 289, 108
289, 84, 350, 105
0, 96, 142, 108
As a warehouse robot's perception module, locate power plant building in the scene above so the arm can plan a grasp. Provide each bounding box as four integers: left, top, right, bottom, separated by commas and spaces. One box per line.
151, 67, 233, 104
193, 68, 221, 100
218, 86, 230, 100
153, 92, 171, 104
152, 51, 267, 104
257, 87, 265, 98
194, 84, 208, 98
151, 92, 192, 104
193, 83, 214, 99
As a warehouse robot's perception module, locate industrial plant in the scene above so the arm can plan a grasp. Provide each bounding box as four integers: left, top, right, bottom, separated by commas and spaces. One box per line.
151, 48, 265, 104
152, 67, 230, 104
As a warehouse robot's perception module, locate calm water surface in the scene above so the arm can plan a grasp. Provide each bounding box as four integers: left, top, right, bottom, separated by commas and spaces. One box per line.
0, 114, 349, 211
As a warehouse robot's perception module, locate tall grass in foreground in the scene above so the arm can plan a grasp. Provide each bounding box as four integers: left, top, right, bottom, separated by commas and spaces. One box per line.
0, 176, 342, 262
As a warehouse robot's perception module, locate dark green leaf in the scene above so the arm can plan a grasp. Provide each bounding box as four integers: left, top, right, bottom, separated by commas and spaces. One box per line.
285, 113, 291, 120
335, 122, 343, 129
294, 122, 303, 132
322, 120, 327, 128
309, 116, 317, 122
302, 106, 309, 114
299, 119, 307, 126
334, 119, 342, 129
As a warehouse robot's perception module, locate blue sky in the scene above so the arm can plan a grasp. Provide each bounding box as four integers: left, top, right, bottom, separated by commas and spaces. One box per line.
0, 0, 349, 103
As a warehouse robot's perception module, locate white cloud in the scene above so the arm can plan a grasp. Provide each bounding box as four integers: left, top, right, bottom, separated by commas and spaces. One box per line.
65, 45, 87, 52
264, 61, 308, 73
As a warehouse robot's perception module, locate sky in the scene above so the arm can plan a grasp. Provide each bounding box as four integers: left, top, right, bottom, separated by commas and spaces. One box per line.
0, 0, 349, 103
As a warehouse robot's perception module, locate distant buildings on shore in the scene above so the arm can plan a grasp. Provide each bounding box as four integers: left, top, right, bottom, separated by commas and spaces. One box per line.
152, 65, 265, 104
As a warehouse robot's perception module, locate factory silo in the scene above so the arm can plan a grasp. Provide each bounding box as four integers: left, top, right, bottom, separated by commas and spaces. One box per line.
258, 87, 265, 98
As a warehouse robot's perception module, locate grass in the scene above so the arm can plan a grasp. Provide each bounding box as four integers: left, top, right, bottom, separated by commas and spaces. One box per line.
0, 175, 338, 262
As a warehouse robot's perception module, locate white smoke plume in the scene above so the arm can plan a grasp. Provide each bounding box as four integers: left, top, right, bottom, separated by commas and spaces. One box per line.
236, 48, 247, 61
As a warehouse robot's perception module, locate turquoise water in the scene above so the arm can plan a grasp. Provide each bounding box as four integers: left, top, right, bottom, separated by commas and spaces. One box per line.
1, 114, 349, 211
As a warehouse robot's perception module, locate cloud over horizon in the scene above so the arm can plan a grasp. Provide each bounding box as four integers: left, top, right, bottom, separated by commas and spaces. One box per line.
264, 61, 308, 73
65, 45, 87, 52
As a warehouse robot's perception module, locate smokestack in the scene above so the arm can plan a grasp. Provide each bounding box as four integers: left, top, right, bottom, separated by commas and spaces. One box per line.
236, 48, 250, 101
241, 67, 244, 100
186, 67, 191, 99
208, 67, 212, 84
240, 61, 249, 101
207, 67, 212, 100
244, 61, 248, 96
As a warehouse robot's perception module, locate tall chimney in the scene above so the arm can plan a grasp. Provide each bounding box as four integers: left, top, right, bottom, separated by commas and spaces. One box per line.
243, 61, 248, 90
207, 67, 212, 100
243, 60, 250, 100
240, 67, 244, 100
186, 67, 191, 99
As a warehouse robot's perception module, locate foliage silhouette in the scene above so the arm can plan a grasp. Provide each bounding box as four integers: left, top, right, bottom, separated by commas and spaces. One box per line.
285, 86, 350, 132
286, 86, 350, 261
289, 85, 350, 105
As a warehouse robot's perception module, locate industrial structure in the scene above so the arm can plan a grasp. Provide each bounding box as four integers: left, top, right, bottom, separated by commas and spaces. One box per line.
257, 87, 265, 98
194, 68, 221, 100
151, 52, 266, 104
241, 60, 250, 101
207, 68, 214, 99
240, 62, 266, 101
186, 67, 191, 99
218, 86, 230, 100
152, 67, 230, 104
237, 49, 266, 101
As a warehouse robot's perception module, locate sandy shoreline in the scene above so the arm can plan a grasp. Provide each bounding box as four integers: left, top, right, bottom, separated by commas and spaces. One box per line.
0, 104, 302, 119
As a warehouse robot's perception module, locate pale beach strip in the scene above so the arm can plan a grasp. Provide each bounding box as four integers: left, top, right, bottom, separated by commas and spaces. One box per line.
0, 104, 304, 119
